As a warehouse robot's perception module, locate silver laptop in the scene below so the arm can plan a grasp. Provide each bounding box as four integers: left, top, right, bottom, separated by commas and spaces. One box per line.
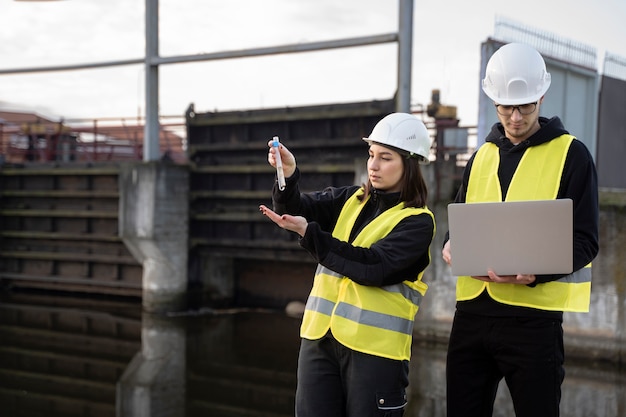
447, 199, 573, 276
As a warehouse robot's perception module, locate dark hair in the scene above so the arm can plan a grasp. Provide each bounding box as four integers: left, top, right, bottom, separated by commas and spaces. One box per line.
358, 155, 428, 208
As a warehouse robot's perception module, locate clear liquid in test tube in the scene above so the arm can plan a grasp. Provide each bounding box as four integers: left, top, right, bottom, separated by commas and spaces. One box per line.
272, 136, 286, 191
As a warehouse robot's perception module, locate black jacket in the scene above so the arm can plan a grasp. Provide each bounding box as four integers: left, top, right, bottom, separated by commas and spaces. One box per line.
446, 116, 599, 317
273, 168, 434, 287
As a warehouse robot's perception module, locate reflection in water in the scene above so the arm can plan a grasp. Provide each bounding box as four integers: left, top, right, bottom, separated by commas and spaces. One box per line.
0, 292, 141, 416
1, 292, 624, 417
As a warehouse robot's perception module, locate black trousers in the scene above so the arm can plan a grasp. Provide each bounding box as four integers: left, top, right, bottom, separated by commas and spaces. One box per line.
446, 310, 565, 417
295, 332, 409, 417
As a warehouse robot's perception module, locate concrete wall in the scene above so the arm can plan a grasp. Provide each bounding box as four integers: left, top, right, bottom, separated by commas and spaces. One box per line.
118, 162, 189, 313
596, 75, 626, 189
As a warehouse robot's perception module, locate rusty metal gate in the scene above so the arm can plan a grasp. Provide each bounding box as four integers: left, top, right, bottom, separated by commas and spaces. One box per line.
185, 99, 396, 307
0, 163, 142, 297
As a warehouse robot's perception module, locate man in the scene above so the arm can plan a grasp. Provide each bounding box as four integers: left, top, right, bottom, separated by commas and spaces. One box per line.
442, 42, 599, 417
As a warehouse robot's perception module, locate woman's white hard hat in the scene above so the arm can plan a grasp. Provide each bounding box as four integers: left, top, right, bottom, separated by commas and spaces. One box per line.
363, 112, 432, 164
482, 42, 551, 105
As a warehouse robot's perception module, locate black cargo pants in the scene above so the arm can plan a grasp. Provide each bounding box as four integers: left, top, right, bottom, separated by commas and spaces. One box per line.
295, 331, 409, 417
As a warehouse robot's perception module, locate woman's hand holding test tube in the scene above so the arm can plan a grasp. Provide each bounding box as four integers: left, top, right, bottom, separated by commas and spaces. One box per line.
267, 137, 296, 190
262, 138, 305, 235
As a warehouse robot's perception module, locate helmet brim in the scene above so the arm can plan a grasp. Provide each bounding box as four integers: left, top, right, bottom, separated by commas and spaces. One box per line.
363, 138, 430, 164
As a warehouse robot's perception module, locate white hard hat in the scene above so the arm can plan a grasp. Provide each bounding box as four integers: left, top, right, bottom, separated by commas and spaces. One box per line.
482, 43, 551, 105
363, 113, 431, 164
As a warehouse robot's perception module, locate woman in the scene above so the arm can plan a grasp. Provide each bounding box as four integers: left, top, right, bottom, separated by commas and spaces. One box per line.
259, 112, 435, 417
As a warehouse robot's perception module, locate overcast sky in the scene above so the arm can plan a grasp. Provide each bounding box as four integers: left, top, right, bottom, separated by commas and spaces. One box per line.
1, 0, 625, 126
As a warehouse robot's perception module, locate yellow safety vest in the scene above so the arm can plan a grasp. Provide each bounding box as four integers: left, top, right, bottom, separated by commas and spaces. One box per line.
456, 134, 592, 312
300, 189, 435, 361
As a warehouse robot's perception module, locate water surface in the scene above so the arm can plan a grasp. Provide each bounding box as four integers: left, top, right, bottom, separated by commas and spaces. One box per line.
0, 292, 623, 416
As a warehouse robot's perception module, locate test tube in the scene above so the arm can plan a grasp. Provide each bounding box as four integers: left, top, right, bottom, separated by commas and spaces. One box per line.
272, 136, 286, 191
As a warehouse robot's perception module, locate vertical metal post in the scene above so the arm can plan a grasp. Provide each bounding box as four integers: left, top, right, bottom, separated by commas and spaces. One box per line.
144, 0, 160, 161
397, 0, 414, 113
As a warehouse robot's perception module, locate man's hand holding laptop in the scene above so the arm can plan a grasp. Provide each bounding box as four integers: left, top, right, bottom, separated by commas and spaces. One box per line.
442, 240, 536, 285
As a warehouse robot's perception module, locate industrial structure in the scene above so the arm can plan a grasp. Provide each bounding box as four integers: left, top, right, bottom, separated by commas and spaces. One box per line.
0, 111, 186, 164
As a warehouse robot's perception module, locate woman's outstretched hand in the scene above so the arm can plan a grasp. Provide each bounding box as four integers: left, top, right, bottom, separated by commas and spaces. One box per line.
259, 204, 308, 237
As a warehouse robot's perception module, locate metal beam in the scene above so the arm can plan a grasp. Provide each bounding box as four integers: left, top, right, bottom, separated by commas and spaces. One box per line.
397, 0, 414, 113
144, 0, 160, 161
0, 34, 399, 75
0, 59, 144, 75
150, 33, 398, 65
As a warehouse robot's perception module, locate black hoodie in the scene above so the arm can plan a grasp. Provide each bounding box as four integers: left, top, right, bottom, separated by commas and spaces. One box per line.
273, 168, 434, 288
446, 116, 599, 318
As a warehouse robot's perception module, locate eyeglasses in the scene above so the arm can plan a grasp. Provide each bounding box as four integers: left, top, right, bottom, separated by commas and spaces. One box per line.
494, 102, 537, 116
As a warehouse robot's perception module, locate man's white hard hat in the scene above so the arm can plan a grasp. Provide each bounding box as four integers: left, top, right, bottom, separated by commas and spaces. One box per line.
482, 42, 551, 105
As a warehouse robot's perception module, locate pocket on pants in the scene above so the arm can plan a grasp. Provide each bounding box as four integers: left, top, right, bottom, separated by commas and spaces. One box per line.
376, 391, 407, 416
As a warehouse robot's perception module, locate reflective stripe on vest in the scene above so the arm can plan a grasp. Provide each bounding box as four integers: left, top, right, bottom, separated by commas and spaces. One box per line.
300, 189, 434, 360
305, 265, 426, 335
457, 134, 592, 312
308, 264, 426, 308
